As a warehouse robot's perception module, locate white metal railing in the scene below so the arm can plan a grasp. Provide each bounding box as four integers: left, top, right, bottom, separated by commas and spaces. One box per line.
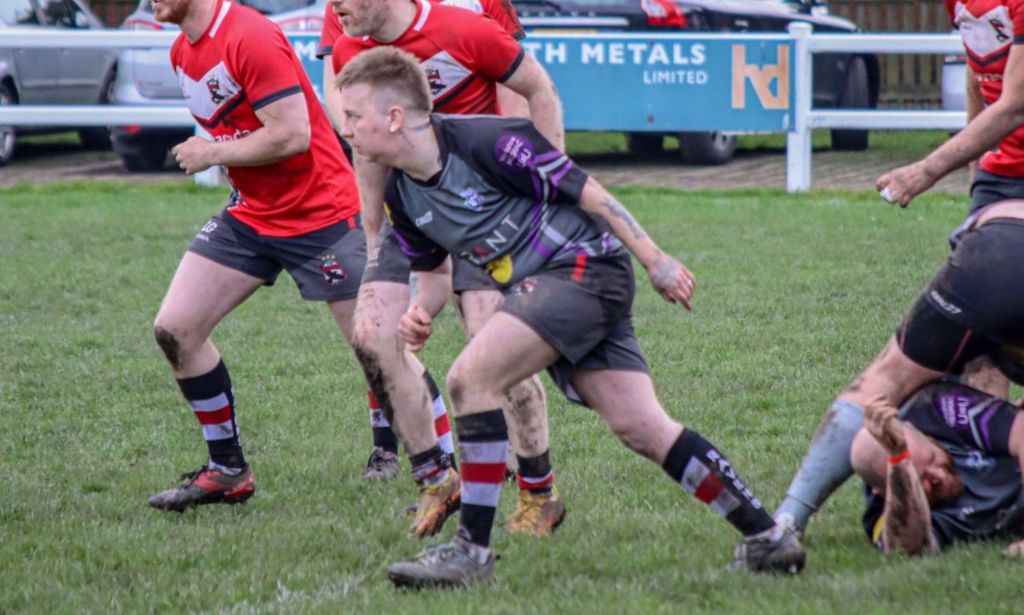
0, 26, 971, 192
786, 22, 966, 192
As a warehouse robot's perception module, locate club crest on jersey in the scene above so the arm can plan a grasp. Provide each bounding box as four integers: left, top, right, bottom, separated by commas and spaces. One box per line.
207, 76, 227, 104
459, 188, 482, 211
425, 67, 447, 96
320, 253, 347, 285
990, 17, 1010, 42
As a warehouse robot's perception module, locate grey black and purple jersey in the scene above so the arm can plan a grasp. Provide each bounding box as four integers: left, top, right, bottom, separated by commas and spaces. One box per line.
862, 381, 1024, 549
383, 114, 625, 287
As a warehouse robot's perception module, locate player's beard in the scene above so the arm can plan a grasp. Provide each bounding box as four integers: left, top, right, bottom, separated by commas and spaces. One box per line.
341, 0, 386, 37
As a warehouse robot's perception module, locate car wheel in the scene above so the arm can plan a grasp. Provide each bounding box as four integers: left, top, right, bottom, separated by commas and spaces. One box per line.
122, 147, 168, 172
678, 131, 736, 165
79, 69, 116, 150
831, 57, 870, 151
0, 82, 16, 167
626, 132, 664, 155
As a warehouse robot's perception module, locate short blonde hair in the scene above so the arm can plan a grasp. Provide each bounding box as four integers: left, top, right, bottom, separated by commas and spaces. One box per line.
335, 47, 432, 114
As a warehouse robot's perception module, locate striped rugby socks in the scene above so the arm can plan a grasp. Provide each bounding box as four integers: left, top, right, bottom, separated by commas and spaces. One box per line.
367, 391, 399, 454
176, 360, 246, 473
423, 371, 455, 459
662, 428, 774, 537
456, 409, 508, 548
517, 451, 554, 495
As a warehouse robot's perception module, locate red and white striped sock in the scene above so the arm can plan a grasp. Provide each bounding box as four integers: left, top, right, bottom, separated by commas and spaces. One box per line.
423, 371, 455, 457
456, 409, 508, 548
176, 360, 246, 472
662, 428, 775, 537
367, 391, 399, 453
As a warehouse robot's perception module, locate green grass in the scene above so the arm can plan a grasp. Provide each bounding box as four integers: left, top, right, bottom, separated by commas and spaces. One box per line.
1, 182, 1019, 614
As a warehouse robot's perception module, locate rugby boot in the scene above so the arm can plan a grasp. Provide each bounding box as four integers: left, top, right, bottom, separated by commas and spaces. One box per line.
148, 465, 255, 512
362, 446, 400, 480
728, 527, 806, 574
388, 535, 494, 589
505, 487, 566, 536
410, 467, 461, 538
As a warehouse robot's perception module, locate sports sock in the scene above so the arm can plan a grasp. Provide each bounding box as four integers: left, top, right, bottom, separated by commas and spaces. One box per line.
517, 451, 554, 495
176, 360, 246, 472
774, 399, 864, 530
662, 428, 774, 537
423, 371, 455, 459
456, 409, 508, 548
409, 444, 450, 486
367, 391, 399, 454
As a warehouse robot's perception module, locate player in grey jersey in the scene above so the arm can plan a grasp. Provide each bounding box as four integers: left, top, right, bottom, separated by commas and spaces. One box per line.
336, 46, 805, 588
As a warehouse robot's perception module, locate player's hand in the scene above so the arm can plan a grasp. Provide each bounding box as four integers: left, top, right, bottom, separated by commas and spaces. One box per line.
865, 394, 907, 455
876, 160, 937, 208
171, 136, 215, 175
1005, 538, 1024, 557
398, 303, 432, 352
645, 253, 694, 310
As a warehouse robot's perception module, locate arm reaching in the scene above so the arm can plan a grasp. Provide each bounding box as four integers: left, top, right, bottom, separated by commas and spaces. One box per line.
577, 177, 695, 309
864, 395, 939, 556
501, 54, 564, 150
876, 44, 1024, 207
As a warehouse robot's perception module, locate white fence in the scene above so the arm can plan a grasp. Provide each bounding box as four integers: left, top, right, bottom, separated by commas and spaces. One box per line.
0, 26, 969, 191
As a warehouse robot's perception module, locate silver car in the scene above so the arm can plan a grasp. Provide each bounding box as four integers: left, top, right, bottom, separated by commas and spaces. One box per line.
111, 0, 325, 172
0, 0, 118, 166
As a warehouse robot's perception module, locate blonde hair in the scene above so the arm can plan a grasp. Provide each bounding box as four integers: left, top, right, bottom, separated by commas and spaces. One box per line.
335, 46, 432, 114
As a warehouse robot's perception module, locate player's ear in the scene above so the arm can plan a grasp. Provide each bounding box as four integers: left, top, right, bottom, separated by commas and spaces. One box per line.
387, 105, 404, 134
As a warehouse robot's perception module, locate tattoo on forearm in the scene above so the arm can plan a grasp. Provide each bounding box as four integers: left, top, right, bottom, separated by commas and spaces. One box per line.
599, 195, 648, 241
883, 464, 935, 555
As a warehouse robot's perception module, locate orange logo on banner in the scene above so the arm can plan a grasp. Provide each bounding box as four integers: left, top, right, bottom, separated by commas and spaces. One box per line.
731, 45, 790, 110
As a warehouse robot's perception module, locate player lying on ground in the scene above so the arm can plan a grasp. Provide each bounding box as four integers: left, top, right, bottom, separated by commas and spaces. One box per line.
145, 0, 445, 517
774, 0, 1024, 533
326, 0, 569, 537
851, 381, 1024, 556
336, 46, 806, 588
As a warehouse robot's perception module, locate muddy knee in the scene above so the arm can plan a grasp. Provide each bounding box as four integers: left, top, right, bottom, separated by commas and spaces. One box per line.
153, 325, 183, 370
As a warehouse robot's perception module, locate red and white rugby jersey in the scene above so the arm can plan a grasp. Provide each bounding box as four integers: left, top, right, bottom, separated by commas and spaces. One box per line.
171, 0, 360, 237
316, 0, 525, 60
946, 0, 1024, 177
331, 0, 524, 114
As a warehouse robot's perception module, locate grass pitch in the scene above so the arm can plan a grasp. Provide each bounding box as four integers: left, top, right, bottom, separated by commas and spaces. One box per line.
1, 182, 1020, 614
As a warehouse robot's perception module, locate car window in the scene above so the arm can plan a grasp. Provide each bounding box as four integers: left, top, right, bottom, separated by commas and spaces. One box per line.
0, 0, 41, 25
237, 0, 314, 15
38, 0, 86, 26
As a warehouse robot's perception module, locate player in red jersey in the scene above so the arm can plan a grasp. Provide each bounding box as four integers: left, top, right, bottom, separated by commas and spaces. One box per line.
774, 0, 1024, 535
143, 0, 433, 512
325, 0, 568, 538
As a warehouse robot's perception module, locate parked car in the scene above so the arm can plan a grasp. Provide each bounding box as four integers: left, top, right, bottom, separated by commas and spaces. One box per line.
111, 0, 325, 172
514, 0, 879, 164
0, 0, 118, 166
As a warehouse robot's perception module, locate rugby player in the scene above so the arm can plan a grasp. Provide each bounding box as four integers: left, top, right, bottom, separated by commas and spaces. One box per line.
774, 0, 1024, 533
336, 47, 806, 587
851, 385, 1024, 555
144, 0, 416, 511
326, 0, 569, 537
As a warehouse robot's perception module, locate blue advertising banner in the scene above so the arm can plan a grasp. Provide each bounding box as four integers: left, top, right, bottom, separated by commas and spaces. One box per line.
289, 31, 794, 133
286, 33, 325, 100
522, 34, 794, 133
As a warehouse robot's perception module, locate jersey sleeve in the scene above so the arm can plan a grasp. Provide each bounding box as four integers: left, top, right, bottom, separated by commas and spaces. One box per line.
227, 24, 303, 111
317, 3, 343, 59
435, 5, 524, 83
1011, 0, 1024, 43
384, 174, 449, 271
482, 0, 525, 40
447, 116, 588, 205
